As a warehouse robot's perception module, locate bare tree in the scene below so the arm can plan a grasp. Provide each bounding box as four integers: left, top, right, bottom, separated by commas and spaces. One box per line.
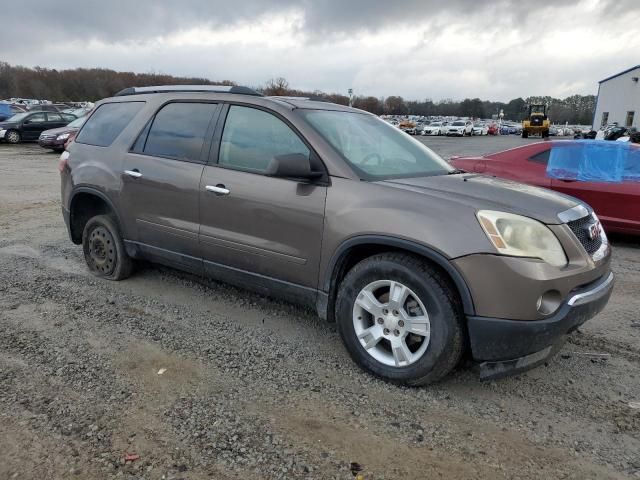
263, 77, 290, 96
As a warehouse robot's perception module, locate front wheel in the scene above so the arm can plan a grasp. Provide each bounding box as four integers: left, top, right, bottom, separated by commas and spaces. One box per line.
82, 215, 133, 280
335, 253, 464, 386
5, 130, 21, 144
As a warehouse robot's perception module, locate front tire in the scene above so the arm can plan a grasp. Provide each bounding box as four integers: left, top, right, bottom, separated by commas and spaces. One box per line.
82, 215, 133, 280
5, 130, 21, 144
335, 253, 464, 386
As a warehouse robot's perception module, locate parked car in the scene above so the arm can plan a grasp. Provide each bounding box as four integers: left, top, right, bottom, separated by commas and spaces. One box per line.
26, 103, 61, 112
0, 102, 12, 121
422, 121, 446, 136
61, 85, 613, 385
472, 123, 488, 136
62, 107, 93, 118
0, 111, 75, 144
446, 120, 473, 136
487, 123, 499, 135
38, 115, 87, 152
449, 141, 640, 235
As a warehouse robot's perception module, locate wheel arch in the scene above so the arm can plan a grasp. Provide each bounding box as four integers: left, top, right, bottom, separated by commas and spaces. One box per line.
68, 187, 123, 244
320, 235, 475, 321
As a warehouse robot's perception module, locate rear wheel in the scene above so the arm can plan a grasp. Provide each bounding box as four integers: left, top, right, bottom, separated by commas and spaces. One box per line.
5, 130, 21, 144
82, 215, 133, 280
522, 130, 529, 138
335, 253, 464, 386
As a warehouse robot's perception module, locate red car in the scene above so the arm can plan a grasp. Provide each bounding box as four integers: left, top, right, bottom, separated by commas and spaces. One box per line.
450, 141, 640, 235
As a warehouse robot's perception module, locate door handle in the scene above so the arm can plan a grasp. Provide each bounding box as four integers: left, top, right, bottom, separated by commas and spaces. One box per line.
206, 184, 230, 195
124, 169, 142, 178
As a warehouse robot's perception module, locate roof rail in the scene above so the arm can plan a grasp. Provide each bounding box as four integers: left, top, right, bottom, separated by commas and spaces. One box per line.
114, 85, 262, 97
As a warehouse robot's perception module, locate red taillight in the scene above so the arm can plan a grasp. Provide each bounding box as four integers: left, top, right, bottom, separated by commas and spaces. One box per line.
58, 151, 70, 173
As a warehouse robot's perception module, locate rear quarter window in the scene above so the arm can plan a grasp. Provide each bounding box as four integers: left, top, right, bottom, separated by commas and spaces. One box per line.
76, 101, 144, 147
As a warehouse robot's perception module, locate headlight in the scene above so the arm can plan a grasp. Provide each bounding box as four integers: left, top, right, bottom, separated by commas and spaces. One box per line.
477, 210, 567, 267
57, 133, 70, 141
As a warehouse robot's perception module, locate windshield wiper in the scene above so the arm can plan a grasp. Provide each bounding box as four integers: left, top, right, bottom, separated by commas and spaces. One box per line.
447, 169, 466, 175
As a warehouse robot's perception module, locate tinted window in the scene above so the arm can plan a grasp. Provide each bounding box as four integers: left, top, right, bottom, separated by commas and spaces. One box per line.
61, 113, 76, 122
142, 102, 216, 162
219, 105, 310, 173
47, 113, 62, 122
76, 102, 144, 147
529, 149, 550, 165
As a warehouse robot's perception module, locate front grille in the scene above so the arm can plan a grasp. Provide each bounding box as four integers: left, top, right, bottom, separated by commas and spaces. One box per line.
567, 214, 602, 255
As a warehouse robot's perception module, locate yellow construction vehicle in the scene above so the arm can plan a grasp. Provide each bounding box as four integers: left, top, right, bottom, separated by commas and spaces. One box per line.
522, 104, 550, 138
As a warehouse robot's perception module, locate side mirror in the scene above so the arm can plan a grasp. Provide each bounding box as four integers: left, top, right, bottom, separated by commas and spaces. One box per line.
265, 153, 323, 180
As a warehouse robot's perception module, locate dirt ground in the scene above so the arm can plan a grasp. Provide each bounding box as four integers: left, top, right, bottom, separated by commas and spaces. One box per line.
1, 139, 639, 480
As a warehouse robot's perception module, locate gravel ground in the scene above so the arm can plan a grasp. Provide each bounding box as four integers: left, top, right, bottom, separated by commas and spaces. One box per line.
1, 139, 639, 480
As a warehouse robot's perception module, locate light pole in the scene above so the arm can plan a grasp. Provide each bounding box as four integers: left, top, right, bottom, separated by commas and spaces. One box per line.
348, 88, 353, 107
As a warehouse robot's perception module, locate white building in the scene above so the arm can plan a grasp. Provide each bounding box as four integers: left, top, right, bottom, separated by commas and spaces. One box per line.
592, 65, 639, 130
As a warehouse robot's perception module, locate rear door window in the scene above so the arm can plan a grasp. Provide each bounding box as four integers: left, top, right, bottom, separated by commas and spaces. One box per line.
76, 102, 144, 147
46, 113, 63, 122
141, 102, 217, 162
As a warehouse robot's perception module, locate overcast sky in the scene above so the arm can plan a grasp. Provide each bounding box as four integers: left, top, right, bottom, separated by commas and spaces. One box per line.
2, 0, 639, 101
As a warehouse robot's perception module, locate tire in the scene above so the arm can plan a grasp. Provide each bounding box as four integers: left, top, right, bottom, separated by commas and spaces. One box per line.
82, 214, 133, 280
5, 130, 21, 144
522, 131, 529, 138
335, 253, 464, 386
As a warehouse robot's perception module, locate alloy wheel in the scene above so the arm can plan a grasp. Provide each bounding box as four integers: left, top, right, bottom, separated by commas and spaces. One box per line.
352, 280, 431, 367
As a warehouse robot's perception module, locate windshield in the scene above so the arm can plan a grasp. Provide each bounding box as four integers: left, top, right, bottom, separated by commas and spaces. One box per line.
5, 112, 29, 123
301, 110, 452, 179
452, 121, 465, 126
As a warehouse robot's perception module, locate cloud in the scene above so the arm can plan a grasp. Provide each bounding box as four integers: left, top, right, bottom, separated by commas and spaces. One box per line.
1, 0, 638, 101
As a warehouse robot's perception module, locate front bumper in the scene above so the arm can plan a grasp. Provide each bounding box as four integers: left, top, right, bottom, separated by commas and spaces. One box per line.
0, 129, 6, 139
39, 138, 64, 149
467, 272, 614, 379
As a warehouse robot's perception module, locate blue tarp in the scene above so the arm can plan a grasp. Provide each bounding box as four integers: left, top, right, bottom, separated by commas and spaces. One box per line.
547, 140, 640, 183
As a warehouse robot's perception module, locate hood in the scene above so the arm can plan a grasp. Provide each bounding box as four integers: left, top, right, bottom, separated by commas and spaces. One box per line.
0, 121, 18, 129
40, 126, 78, 136
378, 173, 580, 224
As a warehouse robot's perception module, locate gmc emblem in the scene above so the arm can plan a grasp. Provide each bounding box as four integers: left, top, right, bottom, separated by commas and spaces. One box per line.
588, 222, 601, 241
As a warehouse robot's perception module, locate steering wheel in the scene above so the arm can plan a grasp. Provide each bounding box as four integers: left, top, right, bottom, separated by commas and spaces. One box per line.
361, 152, 383, 166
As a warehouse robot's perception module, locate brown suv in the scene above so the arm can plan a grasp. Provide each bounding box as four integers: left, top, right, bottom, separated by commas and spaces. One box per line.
60, 85, 614, 385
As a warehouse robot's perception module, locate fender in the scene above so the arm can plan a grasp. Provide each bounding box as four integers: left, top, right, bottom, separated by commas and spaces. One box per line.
323, 235, 475, 316
69, 186, 127, 242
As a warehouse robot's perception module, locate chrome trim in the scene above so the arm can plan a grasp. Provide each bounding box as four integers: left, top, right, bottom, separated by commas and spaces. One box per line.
558, 204, 589, 223
206, 185, 230, 195
124, 170, 142, 178
567, 272, 614, 306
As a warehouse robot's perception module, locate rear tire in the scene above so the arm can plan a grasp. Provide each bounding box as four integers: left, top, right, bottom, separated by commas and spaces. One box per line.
522, 131, 529, 138
82, 214, 133, 280
335, 253, 464, 386
5, 130, 21, 144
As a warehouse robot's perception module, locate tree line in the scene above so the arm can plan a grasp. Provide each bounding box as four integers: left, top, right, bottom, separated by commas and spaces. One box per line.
0, 62, 595, 124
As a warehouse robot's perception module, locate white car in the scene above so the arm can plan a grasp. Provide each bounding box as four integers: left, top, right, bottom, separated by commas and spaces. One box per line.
446, 120, 473, 136
422, 122, 445, 136
472, 123, 488, 136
